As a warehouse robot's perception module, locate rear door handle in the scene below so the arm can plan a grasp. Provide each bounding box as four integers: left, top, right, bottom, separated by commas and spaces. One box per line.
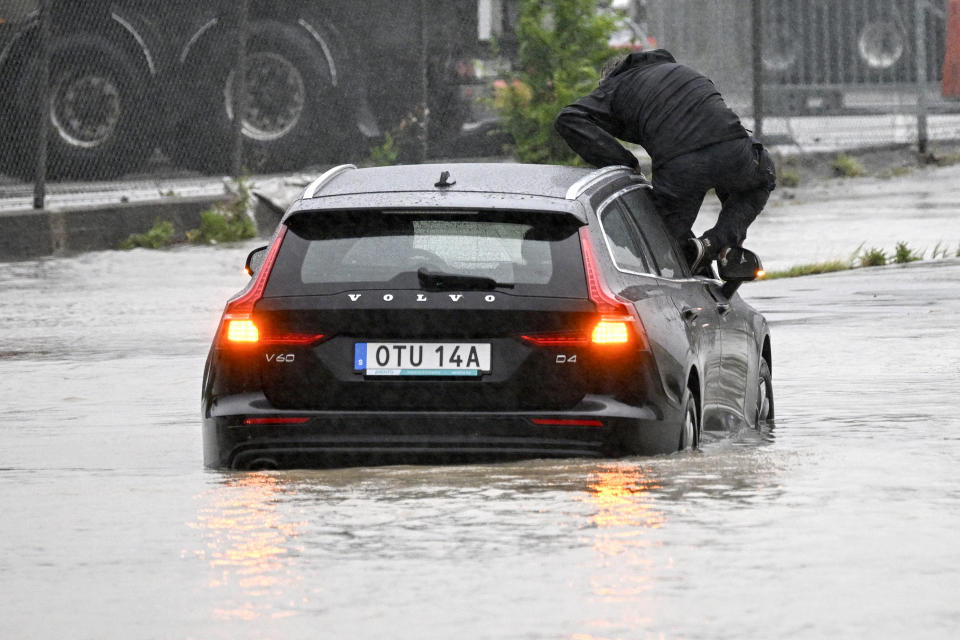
682, 307, 700, 322
716, 303, 731, 316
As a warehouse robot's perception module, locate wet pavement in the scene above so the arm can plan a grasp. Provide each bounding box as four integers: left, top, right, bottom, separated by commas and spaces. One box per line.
696, 161, 960, 273
1, 239, 960, 638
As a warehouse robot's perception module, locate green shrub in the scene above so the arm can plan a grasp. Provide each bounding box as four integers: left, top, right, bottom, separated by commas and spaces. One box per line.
367, 132, 399, 167
893, 241, 922, 264
365, 109, 429, 165
186, 177, 256, 244
492, 0, 617, 164
832, 154, 866, 177
858, 247, 887, 267
119, 219, 175, 250
777, 167, 800, 188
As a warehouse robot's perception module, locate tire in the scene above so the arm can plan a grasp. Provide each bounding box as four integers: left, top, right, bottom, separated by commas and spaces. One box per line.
14, 34, 156, 180
756, 357, 774, 429
170, 20, 350, 174
0, 54, 23, 176
678, 387, 700, 451
856, 12, 909, 80
762, 7, 799, 82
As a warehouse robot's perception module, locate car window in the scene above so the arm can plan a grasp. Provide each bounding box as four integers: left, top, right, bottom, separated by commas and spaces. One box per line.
265, 211, 588, 298
598, 201, 651, 275
620, 188, 688, 279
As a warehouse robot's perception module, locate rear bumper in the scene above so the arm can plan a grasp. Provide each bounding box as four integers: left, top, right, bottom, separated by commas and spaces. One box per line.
203, 393, 680, 470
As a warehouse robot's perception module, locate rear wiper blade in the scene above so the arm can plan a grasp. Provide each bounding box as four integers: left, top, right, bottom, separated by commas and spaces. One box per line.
417, 267, 515, 291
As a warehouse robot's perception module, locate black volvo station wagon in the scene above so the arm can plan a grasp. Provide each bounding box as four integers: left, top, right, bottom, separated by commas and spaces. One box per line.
202, 163, 773, 470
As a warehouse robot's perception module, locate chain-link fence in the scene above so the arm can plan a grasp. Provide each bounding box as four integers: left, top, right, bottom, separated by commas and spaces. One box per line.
3, 0, 960, 207
1, 0, 506, 206
644, 0, 960, 153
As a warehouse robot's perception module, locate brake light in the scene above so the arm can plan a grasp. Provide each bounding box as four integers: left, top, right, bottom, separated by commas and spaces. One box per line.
520, 331, 589, 347
578, 227, 646, 348
244, 417, 311, 425
532, 418, 604, 427
218, 227, 287, 348
261, 333, 326, 346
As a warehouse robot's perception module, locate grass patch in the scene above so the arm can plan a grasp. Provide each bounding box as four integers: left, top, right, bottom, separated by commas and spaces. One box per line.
186, 177, 256, 245
761, 239, 952, 280
928, 151, 960, 167
763, 259, 851, 280
777, 167, 800, 188
880, 165, 913, 179
832, 154, 866, 178
119, 219, 175, 250
858, 246, 887, 267
893, 241, 922, 264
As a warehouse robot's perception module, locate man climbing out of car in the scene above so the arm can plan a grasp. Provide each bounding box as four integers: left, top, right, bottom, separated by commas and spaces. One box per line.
554, 49, 776, 274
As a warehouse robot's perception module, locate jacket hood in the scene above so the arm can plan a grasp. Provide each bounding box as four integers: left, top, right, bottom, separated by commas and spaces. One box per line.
608, 49, 677, 77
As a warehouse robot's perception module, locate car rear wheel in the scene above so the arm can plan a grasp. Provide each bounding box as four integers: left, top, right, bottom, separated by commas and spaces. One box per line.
678, 388, 699, 451
756, 357, 774, 429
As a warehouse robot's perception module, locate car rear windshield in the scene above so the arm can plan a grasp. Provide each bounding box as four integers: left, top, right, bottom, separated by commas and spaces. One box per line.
264, 210, 588, 298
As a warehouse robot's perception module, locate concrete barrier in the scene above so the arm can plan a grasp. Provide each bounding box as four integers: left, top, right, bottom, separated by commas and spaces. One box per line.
0, 195, 232, 262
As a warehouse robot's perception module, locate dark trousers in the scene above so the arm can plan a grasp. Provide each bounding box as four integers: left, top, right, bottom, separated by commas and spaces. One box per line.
652, 137, 776, 249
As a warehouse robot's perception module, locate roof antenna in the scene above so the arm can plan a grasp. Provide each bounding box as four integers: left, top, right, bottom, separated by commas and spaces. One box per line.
434, 171, 456, 188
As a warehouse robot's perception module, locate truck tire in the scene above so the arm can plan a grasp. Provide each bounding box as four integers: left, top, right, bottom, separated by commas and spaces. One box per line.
855, 10, 910, 80
171, 19, 350, 174
14, 33, 157, 180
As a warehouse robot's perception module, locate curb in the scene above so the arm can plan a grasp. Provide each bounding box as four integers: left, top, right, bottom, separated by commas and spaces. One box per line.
0, 195, 232, 262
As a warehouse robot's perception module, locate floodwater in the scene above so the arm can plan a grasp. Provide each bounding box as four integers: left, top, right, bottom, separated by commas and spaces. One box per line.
2, 242, 960, 639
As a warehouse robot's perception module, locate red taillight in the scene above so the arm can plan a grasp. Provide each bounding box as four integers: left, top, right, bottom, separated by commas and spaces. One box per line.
243, 417, 310, 425
531, 418, 604, 427
520, 331, 590, 347
219, 227, 288, 348
578, 227, 647, 348
261, 333, 326, 346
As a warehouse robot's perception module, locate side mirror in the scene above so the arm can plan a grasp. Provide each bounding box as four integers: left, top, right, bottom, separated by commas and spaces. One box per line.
718, 247, 764, 298
244, 246, 268, 277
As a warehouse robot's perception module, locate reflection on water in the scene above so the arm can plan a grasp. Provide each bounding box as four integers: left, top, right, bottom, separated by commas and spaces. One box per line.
188, 452, 786, 632
191, 473, 305, 621
583, 465, 665, 549
5, 236, 960, 639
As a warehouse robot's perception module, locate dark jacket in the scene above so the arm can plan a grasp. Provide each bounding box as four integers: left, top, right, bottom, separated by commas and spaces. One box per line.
554, 50, 748, 169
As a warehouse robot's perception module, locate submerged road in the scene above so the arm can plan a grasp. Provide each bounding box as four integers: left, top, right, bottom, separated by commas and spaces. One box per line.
1, 243, 959, 639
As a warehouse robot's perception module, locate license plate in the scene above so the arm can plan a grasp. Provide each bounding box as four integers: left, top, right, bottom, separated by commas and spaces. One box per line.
355, 342, 491, 376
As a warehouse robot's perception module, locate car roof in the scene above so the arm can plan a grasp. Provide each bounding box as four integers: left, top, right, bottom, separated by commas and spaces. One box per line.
283, 163, 639, 222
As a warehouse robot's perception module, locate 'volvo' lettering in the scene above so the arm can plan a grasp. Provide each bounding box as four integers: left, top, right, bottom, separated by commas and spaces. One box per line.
448, 294, 463, 302
348, 293, 361, 302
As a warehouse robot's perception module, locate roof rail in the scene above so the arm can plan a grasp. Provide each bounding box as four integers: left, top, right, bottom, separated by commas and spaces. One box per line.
564, 165, 636, 201
303, 164, 357, 199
